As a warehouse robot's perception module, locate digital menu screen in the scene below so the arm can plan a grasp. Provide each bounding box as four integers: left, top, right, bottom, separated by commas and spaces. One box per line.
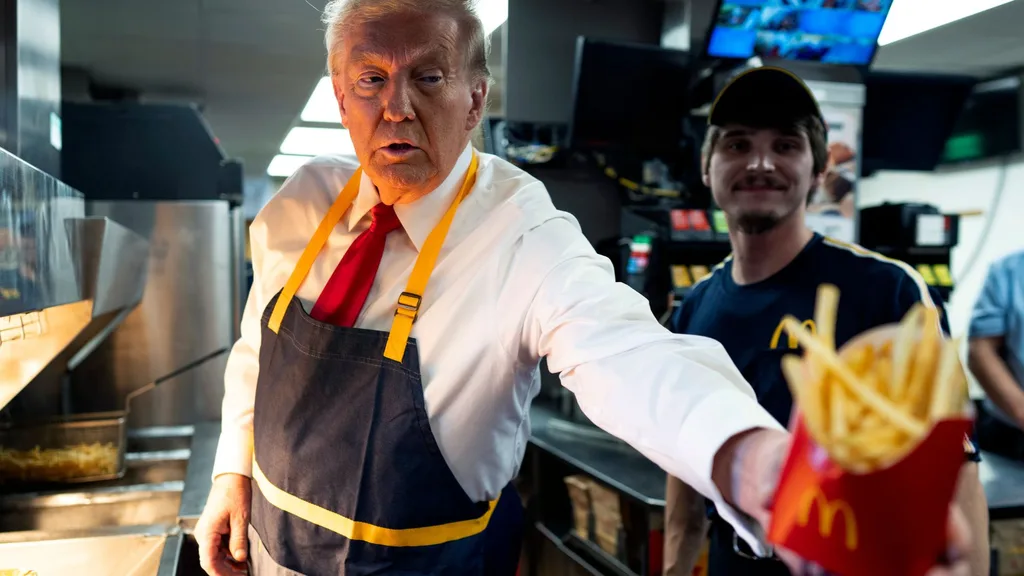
707, 0, 893, 66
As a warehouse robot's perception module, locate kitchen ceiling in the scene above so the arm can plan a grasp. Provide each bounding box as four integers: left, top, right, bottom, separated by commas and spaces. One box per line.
60, 0, 1024, 179
60, 0, 331, 179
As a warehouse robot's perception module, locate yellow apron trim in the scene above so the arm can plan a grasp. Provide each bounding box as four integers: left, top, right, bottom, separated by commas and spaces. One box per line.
268, 169, 363, 334
252, 457, 499, 547
383, 151, 479, 362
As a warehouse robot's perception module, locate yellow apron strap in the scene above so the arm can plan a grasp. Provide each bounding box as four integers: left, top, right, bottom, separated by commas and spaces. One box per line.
252, 458, 499, 547
383, 151, 479, 362
268, 169, 363, 333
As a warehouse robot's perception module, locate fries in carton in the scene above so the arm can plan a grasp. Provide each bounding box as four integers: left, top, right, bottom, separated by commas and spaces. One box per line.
767, 284, 973, 576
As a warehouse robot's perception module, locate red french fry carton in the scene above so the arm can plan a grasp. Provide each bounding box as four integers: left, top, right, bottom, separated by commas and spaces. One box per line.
768, 415, 971, 576
767, 323, 974, 576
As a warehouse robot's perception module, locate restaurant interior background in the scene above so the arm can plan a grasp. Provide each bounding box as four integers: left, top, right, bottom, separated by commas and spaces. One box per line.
3, 0, 1024, 574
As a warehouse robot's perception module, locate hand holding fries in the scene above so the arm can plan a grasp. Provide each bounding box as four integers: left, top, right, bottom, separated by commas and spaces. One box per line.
767, 284, 974, 576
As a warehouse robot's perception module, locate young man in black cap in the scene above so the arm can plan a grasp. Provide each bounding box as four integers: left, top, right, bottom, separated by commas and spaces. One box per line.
662, 66, 989, 576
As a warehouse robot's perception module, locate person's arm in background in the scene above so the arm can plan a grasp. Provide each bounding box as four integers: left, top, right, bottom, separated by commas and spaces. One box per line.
662, 298, 711, 576
665, 477, 710, 576
968, 260, 1024, 427
895, 274, 990, 576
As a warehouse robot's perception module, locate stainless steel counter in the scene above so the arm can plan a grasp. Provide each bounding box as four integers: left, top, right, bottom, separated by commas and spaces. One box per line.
529, 403, 666, 507
530, 403, 1024, 516
155, 420, 221, 576
177, 421, 220, 531
979, 450, 1024, 519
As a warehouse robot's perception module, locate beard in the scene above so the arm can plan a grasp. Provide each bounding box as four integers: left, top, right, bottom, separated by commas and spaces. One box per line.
728, 184, 816, 235
734, 212, 782, 235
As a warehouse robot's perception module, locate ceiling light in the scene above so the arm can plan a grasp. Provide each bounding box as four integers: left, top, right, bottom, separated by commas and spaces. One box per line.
300, 77, 341, 124
878, 0, 1015, 46
280, 126, 356, 156
477, 0, 508, 36
267, 154, 314, 178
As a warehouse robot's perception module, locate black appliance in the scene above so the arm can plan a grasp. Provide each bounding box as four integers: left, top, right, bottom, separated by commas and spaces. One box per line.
60, 102, 243, 205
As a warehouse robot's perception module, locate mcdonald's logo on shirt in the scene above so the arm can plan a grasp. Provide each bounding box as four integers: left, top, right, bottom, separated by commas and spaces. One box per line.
770, 318, 816, 350
797, 487, 858, 551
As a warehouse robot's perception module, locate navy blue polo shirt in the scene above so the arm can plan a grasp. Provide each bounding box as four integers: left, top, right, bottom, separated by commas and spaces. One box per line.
671, 233, 980, 461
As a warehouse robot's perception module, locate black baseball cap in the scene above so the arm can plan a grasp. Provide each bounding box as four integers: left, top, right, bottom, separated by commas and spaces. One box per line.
708, 66, 824, 129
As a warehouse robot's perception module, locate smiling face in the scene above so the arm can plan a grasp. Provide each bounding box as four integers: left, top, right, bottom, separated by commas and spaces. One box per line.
703, 123, 824, 235
333, 10, 487, 205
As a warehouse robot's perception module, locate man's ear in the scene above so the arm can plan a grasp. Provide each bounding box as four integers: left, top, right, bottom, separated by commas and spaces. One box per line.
333, 78, 348, 128
701, 156, 710, 188
465, 79, 489, 131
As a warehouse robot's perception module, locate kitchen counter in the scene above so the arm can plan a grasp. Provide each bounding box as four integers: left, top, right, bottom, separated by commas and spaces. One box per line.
529, 403, 666, 506
529, 404, 1024, 515
156, 421, 220, 576
979, 450, 1024, 519
177, 421, 220, 531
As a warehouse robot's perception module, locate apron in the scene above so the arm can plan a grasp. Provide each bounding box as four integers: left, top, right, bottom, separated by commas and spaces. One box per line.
248, 151, 524, 575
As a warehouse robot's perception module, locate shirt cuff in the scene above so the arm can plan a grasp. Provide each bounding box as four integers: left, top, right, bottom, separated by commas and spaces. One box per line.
211, 425, 254, 480
676, 388, 786, 557
968, 317, 1006, 339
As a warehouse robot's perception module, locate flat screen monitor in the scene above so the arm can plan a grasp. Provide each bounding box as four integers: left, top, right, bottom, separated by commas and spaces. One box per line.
860, 72, 977, 176
706, 0, 893, 67
568, 37, 693, 169
941, 75, 1022, 164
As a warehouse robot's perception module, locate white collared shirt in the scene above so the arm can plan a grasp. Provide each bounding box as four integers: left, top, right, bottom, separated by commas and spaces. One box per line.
214, 143, 782, 551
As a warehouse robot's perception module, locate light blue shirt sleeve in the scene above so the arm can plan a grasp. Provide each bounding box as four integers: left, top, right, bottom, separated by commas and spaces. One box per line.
969, 259, 1012, 339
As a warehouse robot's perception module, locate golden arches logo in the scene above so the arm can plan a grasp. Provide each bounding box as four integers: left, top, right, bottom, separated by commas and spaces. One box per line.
770, 318, 816, 349
797, 488, 858, 551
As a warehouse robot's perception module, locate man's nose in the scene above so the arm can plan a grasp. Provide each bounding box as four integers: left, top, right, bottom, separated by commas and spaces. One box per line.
382, 77, 415, 122
746, 150, 776, 172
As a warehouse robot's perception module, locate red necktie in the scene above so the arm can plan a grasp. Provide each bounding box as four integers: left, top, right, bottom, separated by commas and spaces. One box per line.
311, 202, 403, 327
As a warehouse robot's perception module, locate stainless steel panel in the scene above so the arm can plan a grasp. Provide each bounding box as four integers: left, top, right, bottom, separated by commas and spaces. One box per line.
0, 146, 83, 317
0, 531, 169, 575
229, 206, 245, 342
1, 216, 150, 416
78, 200, 235, 427
1, 0, 62, 178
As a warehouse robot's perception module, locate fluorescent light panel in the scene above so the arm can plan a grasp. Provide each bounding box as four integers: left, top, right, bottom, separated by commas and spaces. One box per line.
878, 0, 1015, 46
280, 126, 356, 156
479, 0, 508, 36
267, 154, 314, 178
300, 77, 340, 124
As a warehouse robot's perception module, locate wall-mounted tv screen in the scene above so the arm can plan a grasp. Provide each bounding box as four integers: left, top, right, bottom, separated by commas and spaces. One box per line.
706, 0, 893, 66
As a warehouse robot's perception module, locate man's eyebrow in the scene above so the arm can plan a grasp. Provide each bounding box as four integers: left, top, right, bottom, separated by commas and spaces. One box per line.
347, 45, 453, 67
776, 127, 804, 138
721, 129, 752, 139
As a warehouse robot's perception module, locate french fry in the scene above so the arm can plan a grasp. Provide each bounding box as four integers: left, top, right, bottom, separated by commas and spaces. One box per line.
830, 381, 848, 439
891, 304, 924, 399
930, 338, 964, 420
905, 305, 942, 416
815, 283, 840, 350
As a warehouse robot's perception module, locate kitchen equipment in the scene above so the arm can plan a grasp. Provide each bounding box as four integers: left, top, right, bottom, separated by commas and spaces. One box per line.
0, 347, 227, 486
1, 211, 150, 415
71, 200, 244, 428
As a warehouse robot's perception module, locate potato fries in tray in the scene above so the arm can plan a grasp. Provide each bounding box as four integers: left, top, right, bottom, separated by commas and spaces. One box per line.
767, 284, 973, 576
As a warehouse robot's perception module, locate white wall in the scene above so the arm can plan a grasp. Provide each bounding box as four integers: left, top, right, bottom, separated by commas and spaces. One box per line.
859, 157, 1024, 339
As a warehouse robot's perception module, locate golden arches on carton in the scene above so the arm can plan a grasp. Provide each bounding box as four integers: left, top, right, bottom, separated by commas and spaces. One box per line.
797, 487, 858, 551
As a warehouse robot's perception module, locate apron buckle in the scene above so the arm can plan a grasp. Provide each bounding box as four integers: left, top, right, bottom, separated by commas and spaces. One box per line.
396, 291, 422, 321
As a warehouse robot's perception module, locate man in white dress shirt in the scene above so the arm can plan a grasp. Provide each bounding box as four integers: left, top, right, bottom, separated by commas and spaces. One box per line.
194, 1, 971, 575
